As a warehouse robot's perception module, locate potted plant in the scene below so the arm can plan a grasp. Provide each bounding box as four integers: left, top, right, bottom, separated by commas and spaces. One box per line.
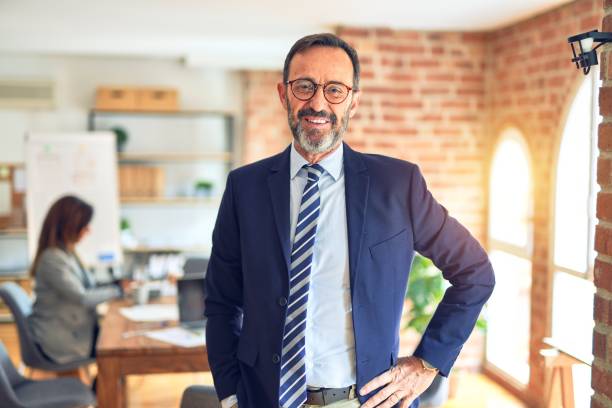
111, 126, 129, 152
404, 254, 487, 407
194, 180, 213, 197
119, 217, 138, 248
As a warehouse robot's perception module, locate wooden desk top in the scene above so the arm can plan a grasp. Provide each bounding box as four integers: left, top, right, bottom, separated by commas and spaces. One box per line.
97, 297, 206, 358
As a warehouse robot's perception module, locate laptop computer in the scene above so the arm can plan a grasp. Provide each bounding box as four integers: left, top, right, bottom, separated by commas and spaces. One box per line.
177, 276, 206, 329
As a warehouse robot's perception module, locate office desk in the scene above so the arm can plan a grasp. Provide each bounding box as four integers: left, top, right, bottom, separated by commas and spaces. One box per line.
96, 297, 209, 408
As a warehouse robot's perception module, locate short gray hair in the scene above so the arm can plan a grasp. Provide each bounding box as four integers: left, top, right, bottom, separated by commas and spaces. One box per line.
283, 33, 360, 91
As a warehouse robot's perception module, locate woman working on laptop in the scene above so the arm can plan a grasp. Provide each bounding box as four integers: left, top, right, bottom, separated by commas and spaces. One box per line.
27, 195, 123, 364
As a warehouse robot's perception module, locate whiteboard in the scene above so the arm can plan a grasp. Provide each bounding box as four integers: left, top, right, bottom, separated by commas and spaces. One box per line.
25, 132, 122, 267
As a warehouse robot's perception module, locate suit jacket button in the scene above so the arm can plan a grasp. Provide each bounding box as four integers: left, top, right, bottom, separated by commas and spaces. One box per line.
272, 354, 281, 364
278, 297, 287, 306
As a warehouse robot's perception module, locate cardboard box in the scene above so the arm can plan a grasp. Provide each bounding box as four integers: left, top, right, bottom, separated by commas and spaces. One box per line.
136, 88, 178, 112
119, 165, 165, 198
95, 86, 137, 111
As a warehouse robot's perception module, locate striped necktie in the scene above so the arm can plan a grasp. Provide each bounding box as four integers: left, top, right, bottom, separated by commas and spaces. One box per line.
279, 163, 324, 408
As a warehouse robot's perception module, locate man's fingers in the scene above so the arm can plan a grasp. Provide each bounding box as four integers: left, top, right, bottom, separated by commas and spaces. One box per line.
359, 368, 394, 396
378, 390, 416, 408
399, 394, 416, 408
377, 392, 401, 408
360, 382, 400, 408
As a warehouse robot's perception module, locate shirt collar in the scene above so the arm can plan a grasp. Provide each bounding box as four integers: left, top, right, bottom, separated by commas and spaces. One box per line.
290, 142, 343, 181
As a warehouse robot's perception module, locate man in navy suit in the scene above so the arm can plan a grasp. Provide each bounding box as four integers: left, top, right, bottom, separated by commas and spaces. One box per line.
205, 33, 495, 408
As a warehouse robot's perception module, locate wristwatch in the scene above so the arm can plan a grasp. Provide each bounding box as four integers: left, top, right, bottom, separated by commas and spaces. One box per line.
417, 357, 438, 372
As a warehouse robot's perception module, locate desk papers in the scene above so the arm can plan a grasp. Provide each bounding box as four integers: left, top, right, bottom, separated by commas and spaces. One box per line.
144, 327, 205, 348
119, 304, 179, 322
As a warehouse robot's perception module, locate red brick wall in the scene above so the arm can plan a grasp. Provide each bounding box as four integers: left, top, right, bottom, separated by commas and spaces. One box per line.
242, 71, 291, 164
593, 1, 612, 407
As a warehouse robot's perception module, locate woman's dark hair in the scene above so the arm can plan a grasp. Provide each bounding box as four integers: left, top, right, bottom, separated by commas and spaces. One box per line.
30, 195, 94, 276
283, 33, 361, 91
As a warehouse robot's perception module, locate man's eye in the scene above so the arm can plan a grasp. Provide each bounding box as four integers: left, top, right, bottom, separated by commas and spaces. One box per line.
327, 85, 345, 95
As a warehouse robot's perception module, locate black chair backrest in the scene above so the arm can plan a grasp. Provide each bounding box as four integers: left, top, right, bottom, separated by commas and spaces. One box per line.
0, 282, 46, 368
0, 341, 26, 408
180, 385, 219, 408
183, 258, 209, 278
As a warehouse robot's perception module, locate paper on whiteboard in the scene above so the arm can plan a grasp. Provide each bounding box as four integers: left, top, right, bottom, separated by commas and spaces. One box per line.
119, 304, 178, 322
144, 327, 205, 348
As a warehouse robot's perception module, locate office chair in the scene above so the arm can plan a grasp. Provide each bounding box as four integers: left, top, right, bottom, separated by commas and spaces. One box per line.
182, 257, 209, 277
0, 282, 95, 372
180, 385, 220, 408
0, 340, 96, 408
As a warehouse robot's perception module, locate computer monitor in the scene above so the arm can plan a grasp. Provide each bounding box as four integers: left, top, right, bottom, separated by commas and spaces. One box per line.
177, 276, 206, 328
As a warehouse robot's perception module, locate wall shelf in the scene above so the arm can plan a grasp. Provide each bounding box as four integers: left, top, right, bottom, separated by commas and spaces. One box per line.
118, 152, 232, 163
90, 109, 234, 119
0, 228, 27, 237
122, 245, 209, 254
120, 196, 220, 205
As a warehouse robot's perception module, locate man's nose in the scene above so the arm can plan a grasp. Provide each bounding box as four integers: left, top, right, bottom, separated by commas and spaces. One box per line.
307, 86, 328, 112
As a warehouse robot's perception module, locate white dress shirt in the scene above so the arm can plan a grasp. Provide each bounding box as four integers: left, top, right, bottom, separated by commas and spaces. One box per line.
221, 143, 356, 408
289, 142, 356, 388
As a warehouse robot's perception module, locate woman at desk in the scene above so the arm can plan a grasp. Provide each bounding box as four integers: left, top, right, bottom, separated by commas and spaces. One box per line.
28, 195, 122, 364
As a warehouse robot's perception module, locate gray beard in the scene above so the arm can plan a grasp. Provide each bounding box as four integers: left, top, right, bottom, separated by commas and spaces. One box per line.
287, 100, 351, 154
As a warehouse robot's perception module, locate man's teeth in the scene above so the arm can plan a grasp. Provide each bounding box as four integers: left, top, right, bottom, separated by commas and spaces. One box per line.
306, 118, 328, 124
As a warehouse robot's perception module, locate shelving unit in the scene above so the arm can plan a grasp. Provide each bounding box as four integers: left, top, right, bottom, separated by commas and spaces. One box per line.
88, 109, 235, 263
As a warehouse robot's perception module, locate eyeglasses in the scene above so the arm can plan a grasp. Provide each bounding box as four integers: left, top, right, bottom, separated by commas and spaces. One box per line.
286, 78, 354, 104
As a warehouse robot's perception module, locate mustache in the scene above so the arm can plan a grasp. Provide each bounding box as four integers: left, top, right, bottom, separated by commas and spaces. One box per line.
297, 108, 337, 124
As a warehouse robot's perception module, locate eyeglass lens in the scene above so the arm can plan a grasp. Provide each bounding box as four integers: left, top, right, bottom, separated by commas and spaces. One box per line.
291, 79, 349, 104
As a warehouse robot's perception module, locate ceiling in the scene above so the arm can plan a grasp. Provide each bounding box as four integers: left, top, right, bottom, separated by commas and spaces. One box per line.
0, 0, 574, 69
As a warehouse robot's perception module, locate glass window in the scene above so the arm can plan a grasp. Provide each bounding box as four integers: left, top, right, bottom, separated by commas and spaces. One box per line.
486, 129, 533, 386
489, 133, 532, 248
553, 77, 598, 274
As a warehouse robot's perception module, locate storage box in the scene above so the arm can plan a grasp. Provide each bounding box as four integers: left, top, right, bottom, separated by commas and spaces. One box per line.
95, 86, 137, 111
119, 165, 165, 198
136, 88, 178, 112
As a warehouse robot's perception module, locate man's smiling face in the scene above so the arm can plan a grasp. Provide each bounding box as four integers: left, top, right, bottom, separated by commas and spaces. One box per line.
278, 46, 360, 154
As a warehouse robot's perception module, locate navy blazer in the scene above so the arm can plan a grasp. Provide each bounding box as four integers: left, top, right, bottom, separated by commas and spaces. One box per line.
205, 143, 495, 407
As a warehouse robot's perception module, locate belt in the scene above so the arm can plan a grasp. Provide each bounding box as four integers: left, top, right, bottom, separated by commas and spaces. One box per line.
305, 385, 356, 406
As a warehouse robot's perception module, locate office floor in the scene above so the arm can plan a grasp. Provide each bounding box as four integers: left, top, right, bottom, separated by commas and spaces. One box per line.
0, 323, 525, 408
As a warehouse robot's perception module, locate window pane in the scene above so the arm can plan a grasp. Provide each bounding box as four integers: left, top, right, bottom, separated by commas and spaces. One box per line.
486, 250, 531, 385
551, 271, 594, 363
554, 78, 594, 273
573, 364, 594, 408
489, 132, 531, 248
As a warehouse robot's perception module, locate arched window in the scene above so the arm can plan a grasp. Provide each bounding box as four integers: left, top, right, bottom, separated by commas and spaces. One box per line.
551, 74, 598, 404
486, 128, 533, 386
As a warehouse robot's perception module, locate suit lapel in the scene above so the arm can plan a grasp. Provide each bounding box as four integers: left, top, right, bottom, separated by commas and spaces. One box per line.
267, 146, 292, 271
343, 143, 369, 293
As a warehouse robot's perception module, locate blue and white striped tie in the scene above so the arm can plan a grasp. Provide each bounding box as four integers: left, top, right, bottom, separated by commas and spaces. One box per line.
279, 163, 324, 408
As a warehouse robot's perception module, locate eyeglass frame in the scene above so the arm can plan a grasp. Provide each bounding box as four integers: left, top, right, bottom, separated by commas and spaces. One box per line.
285, 78, 356, 104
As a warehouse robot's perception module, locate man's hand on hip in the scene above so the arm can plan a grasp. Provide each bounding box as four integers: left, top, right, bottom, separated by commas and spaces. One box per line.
359, 356, 438, 408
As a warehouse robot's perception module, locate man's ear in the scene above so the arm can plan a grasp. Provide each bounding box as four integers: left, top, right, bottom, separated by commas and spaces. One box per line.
348, 90, 361, 119
277, 82, 288, 111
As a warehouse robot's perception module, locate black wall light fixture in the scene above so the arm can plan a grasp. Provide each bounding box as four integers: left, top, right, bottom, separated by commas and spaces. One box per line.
568, 30, 612, 75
